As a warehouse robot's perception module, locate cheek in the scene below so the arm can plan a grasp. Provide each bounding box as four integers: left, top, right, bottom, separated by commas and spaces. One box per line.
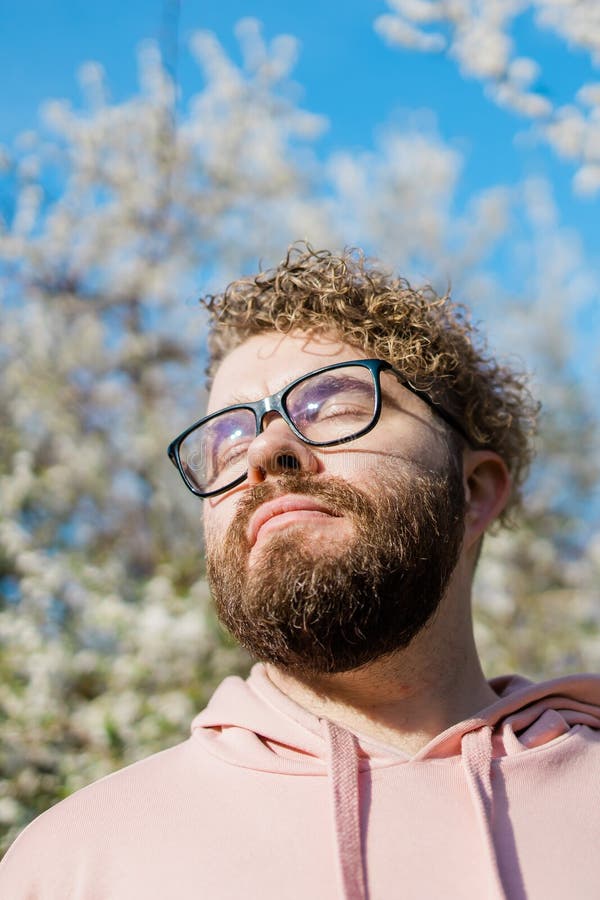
203, 489, 247, 546
318, 441, 432, 482
203, 502, 232, 547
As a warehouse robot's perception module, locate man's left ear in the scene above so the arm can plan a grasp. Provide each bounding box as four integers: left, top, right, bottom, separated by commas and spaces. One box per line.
462, 449, 511, 549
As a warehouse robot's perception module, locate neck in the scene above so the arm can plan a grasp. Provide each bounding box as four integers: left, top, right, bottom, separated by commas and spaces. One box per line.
265, 592, 497, 756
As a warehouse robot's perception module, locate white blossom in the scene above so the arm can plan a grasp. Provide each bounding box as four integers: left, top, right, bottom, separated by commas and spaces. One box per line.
0, 18, 598, 858
377, 0, 600, 191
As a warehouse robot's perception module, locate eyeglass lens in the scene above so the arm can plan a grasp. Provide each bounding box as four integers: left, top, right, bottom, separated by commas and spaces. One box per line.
178, 365, 378, 494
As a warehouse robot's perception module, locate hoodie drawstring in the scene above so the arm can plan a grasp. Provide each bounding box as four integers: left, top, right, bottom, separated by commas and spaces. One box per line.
324, 719, 367, 900
324, 719, 508, 900
461, 727, 507, 900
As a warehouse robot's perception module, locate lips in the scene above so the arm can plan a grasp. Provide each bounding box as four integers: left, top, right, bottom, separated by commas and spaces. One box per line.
246, 494, 341, 548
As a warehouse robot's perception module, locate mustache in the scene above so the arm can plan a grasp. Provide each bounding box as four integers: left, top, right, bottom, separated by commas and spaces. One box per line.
228, 472, 376, 534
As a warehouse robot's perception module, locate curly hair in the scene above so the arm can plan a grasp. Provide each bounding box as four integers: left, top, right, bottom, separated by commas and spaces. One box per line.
201, 244, 539, 523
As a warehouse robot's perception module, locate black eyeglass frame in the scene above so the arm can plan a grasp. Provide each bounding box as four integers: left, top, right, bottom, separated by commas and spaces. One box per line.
167, 358, 473, 498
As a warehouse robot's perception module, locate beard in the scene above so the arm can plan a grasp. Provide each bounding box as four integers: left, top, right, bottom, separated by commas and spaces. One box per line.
205, 458, 466, 677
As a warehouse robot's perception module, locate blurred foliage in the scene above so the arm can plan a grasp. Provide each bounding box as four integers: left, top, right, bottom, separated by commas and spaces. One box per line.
0, 19, 598, 857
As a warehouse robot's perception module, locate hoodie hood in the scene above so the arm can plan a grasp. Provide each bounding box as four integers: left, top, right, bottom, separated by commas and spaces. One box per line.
191, 664, 600, 768
191, 665, 600, 900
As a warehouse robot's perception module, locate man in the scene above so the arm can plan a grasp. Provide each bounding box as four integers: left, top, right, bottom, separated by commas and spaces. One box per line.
1, 245, 599, 899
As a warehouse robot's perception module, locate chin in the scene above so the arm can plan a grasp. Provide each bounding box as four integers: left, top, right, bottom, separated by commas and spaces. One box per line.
248, 520, 353, 567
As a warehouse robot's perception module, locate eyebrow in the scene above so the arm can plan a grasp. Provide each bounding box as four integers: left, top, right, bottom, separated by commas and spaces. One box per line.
225, 392, 256, 405
225, 365, 410, 409
222, 371, 315, 407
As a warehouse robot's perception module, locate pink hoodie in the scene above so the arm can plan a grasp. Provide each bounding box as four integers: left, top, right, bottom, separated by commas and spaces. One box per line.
1, 663, 600, 899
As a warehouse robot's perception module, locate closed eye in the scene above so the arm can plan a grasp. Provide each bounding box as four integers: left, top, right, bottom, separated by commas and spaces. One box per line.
214, 438, 251, 473
310, 398, 373, 421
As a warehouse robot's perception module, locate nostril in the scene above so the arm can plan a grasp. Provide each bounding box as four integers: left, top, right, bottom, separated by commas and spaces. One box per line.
276, 453, 301, 471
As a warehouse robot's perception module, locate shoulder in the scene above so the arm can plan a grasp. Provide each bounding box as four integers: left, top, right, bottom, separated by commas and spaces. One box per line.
0, 737, 206, 893
4, 736, 202, 843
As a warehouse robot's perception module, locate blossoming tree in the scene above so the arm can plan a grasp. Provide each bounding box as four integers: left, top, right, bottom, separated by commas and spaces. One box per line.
0, 15, 598, 854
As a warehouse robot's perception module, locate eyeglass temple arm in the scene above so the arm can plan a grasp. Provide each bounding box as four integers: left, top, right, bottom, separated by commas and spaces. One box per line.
389, 369, 474, 447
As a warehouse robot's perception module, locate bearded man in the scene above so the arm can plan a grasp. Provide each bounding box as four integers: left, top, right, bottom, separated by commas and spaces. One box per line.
2, 246, 599, 899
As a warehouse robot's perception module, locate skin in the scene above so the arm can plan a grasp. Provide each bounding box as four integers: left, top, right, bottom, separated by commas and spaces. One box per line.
204, 329, 512, 755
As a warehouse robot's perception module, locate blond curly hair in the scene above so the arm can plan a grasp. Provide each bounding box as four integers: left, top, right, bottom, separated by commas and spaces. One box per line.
202, 244, 539, 522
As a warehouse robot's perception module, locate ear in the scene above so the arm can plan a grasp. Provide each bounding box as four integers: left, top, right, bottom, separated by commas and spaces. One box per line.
462, 449, 511, 550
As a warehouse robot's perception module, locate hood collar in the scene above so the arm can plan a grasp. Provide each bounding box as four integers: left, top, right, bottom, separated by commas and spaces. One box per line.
192, 664, 600, 769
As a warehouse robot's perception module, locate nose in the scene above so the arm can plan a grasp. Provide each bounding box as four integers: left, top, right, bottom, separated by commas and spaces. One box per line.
246, 412, 320, 484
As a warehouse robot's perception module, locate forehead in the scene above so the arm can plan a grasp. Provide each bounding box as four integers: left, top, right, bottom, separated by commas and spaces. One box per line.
207, 330, 370, 413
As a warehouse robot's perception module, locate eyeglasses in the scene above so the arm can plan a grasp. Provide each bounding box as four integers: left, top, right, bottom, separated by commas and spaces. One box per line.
167, 358, 471, 497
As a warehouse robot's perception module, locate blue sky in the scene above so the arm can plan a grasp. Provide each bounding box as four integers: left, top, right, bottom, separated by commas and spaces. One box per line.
1, 1, 599, 282
0, 2, 596, 192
